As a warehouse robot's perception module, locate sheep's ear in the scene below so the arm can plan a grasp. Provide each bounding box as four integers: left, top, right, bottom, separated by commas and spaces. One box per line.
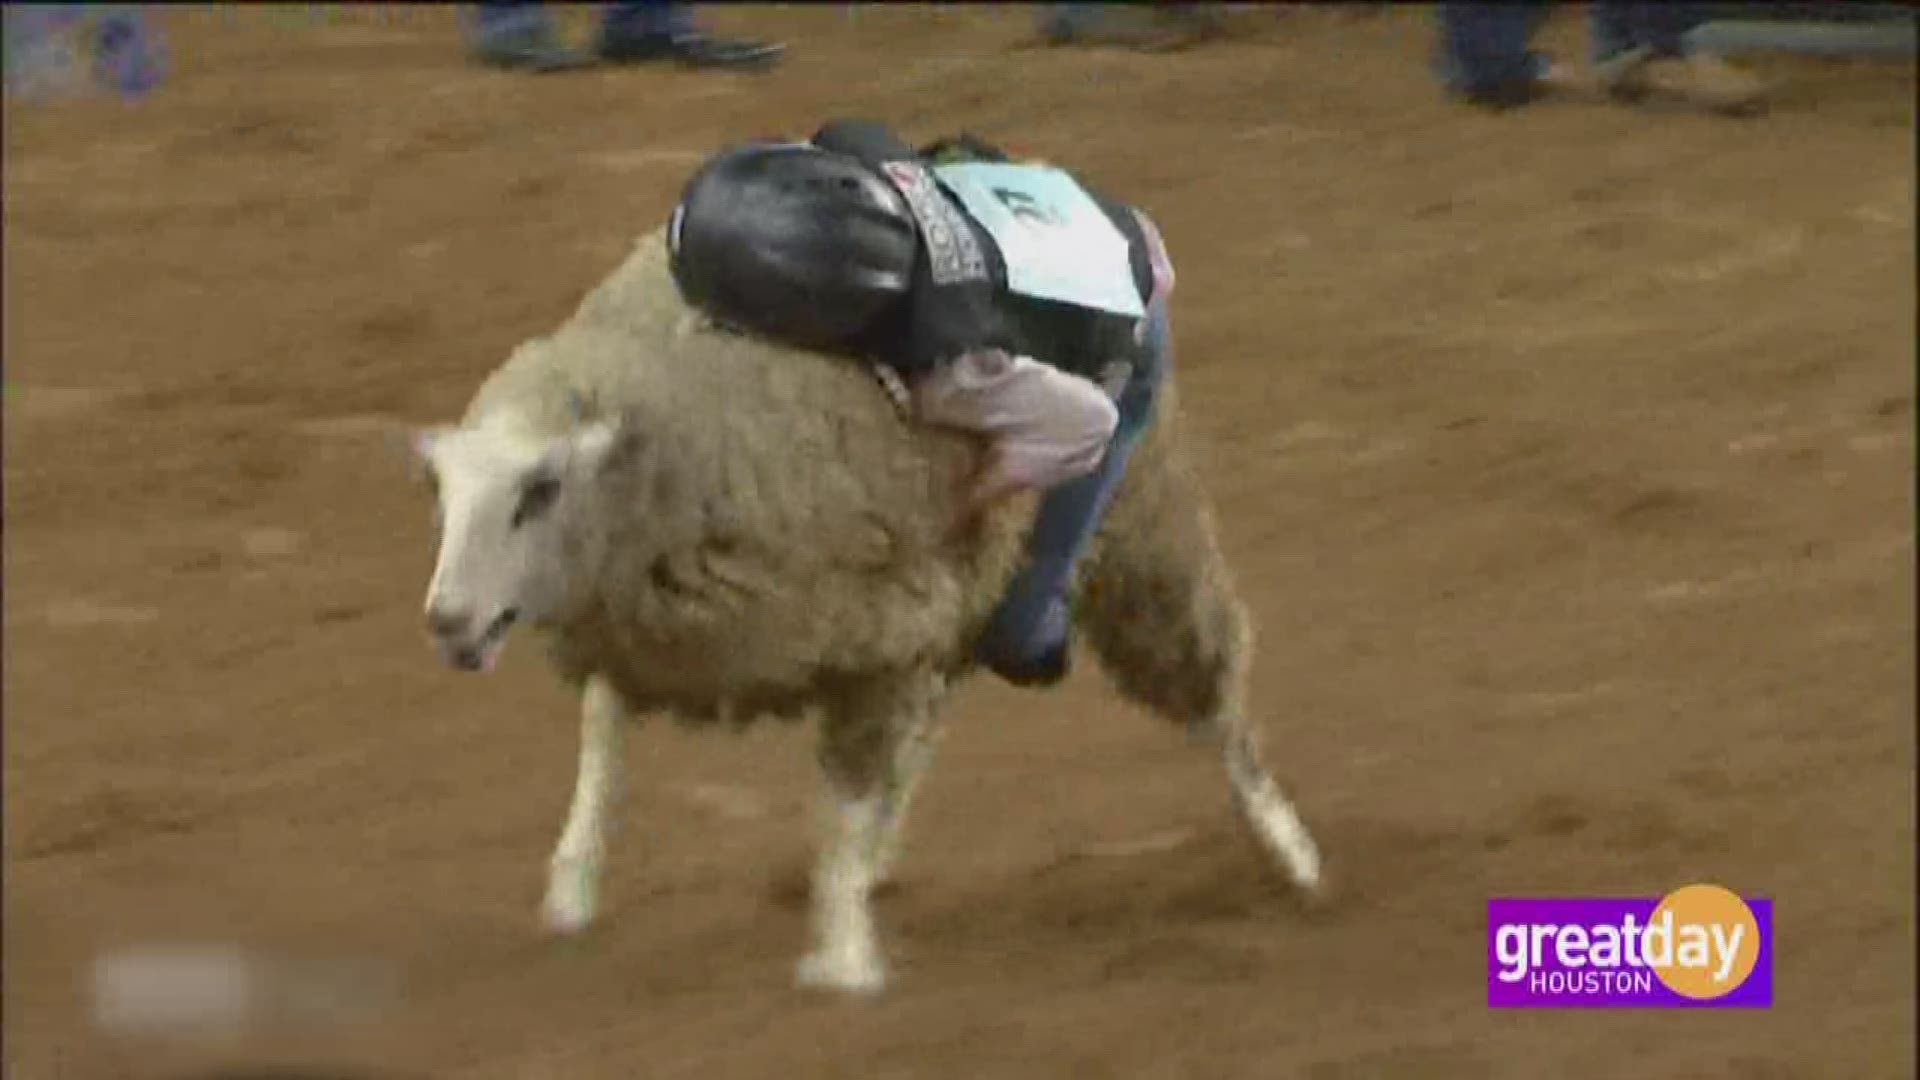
399, 425, 447, 486
407, 427, 439, 462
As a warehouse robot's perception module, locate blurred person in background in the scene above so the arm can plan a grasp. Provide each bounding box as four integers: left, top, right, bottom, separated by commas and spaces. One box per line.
1039, 2, 1224, 51
468, 1, 782, 71
1437, 2, 1765, 115
3, 3, 163, 101
91, 6, 162, 96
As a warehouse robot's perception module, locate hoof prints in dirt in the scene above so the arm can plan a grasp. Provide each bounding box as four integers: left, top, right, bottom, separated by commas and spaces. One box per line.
169, 1060, 420, 1068
983, 827, 1297, 936
18, 787, 217, 859
1482, 792, 1734, 859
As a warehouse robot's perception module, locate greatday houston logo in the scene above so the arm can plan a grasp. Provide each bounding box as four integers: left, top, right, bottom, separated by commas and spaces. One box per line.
1487, 883, 1773, 1008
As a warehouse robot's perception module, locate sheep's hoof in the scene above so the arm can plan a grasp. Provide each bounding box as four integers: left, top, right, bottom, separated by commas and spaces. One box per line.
541, 890, 597, 935
1283, 845, 1325, 899
796, 949, 887, 995
541, 861, 599, 935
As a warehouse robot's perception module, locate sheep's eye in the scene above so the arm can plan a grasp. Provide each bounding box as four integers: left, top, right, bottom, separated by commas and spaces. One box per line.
512, 474, 562, 527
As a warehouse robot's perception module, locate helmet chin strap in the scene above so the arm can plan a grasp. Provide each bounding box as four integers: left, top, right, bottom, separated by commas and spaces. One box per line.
667, 202, 686, 254
869, 362, 911, 416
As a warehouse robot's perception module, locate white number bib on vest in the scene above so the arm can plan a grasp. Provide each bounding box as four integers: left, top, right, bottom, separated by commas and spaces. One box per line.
930, 162, 1145, 319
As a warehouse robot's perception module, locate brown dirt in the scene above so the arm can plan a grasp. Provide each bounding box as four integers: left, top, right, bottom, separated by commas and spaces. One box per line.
5, 6, 1914, 1078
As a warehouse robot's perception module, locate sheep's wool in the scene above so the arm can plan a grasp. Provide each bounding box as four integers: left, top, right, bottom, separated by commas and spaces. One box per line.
462, 230, 1037, 722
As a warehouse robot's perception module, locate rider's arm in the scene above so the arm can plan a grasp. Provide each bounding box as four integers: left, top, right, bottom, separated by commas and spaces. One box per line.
909, 349, 1118, 507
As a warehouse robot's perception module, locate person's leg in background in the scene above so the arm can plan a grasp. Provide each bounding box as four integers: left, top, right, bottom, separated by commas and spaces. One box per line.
90, 5, 165, 99
1038, 3, 1102, 45
469, 1, 782, 72
1433, 2, 1556, 108
4, 3, 161, 101
469, 1, 590, 70
5, 5, 85, 100
598, 1, 783, 68
1587, 2, 1765, 114
1589, 1, 1704, 60
1040, 2, 1221, 52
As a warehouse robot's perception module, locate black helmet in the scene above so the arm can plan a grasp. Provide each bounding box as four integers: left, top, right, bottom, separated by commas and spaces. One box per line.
667, 141, 919, 350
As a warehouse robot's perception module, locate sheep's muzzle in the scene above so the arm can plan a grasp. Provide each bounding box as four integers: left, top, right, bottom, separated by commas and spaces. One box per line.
425, 605, 519, 673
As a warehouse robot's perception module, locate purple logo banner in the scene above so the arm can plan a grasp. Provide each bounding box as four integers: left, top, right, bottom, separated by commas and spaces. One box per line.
1487, 884, 1772, 1008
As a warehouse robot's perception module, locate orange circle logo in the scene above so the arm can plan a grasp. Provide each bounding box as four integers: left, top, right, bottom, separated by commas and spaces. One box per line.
1646, 883, 1763, 999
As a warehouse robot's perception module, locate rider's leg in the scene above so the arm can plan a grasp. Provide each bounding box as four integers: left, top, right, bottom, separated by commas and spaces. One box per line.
971, 299, 1169, 686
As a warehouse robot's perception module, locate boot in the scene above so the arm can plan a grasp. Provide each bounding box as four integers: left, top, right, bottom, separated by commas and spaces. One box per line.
597, 28, 784, 69
472, 23, 593, 72
1605, 47, 1768, 116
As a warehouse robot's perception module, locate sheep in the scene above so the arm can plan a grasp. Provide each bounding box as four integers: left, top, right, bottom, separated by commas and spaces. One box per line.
406, 228, 1322, 994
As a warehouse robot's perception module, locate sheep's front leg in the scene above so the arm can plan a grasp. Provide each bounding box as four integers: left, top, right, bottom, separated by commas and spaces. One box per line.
796, 686, 906, 994
542, 675, 629, 935
872, 675, 947, 887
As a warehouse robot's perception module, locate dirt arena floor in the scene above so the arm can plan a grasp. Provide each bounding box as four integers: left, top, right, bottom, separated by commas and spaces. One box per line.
6, 5, 1915, 1078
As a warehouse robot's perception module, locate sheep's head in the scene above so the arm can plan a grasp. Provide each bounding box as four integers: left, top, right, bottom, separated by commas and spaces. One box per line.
410, 418, 621, 672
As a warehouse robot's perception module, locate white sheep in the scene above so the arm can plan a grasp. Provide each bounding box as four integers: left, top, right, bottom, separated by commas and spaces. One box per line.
407, 229, 1322, 994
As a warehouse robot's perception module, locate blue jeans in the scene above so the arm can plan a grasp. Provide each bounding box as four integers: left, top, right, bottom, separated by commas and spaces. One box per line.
977, 296, 1170, 673
1040, 4, 1102, 35
473, 1, 690, 40
2, 3, 161, 100
1436, 2, 1711, 95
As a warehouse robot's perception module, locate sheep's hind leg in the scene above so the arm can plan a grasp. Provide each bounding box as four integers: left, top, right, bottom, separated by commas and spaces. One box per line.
1216, 709, 1322, 896
541, 674, 629, 934
1079, 493, 1322, 897
797, 676, 927, 994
